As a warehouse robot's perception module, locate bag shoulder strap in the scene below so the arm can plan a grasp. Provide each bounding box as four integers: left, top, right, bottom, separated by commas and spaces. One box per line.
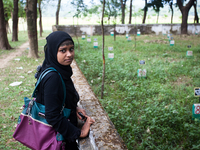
32, 67, 66, 107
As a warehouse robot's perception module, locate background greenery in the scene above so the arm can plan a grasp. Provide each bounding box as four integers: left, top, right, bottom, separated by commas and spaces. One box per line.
0, 32, 200, 149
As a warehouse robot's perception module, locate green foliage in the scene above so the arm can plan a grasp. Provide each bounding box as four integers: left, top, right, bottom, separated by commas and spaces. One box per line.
100, 0, 121, 18
3, 0, 13, 21
18, 0, 26, 18
75, 34, 200, 149
71, 0, 88, 18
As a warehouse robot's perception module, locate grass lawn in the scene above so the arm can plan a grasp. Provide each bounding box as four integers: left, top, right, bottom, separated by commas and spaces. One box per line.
74, 34, 200, 149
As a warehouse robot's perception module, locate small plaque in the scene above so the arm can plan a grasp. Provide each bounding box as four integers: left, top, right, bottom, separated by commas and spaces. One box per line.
93, 42, 98, 48
108, 53, 114, 59
194, 104, 200, 114
108, 47, 113, 51
137, 32, 141, 36
187, 45, 191, 49
186, 51, 193, 56
194, 87, 200, 97
192, 104, 200, 120
170, 40, 175, 46
139, 60, 145, 65
82, 35, 85, 39
94, 38, 97, 41
126, 34, 129, 38
110, 32, 114, 36
137, 69, 147, 77
127, 37, 131, 41
87, 38, 91, 43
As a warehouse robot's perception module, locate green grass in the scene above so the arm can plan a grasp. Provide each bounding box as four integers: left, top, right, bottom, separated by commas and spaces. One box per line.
74, 34, 200, 149
0, 32, 200, 149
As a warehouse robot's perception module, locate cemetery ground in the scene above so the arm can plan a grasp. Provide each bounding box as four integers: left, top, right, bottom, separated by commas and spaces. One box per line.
0, 31, 200, 149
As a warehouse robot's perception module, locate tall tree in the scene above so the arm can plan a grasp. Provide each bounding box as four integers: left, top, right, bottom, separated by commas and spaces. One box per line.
193, 0, 199, 23
12, 0, 18, 41
142, 0, 147, 23
0, 0, 12, 50
71, 0, 88, 24
147, 0, 164, 24
169, 1, 174, 24
120, 0, 126, 24
101, 0, 105, 99
38, 0, 43, 37
56, 0, 61, 25
25, 0, 39, 58
129, 0, 133, 24
100, 0, 120, 24
177, 0, 194, 34
162, 0, 174, 24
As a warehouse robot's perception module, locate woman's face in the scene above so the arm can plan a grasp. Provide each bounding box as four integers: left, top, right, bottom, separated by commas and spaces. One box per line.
57, 41, 74, 66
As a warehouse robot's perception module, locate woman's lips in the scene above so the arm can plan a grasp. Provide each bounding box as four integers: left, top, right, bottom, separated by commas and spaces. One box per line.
65, 59, 72, 62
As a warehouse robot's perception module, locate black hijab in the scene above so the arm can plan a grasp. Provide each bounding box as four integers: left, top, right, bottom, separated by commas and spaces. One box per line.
39, 31, 79, 108
41, 31, 74, 80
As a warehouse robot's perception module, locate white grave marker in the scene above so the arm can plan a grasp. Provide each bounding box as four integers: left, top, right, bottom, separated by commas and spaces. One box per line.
170, 40, 175, 46
126, 33, 129, 38
127, 37, 131, 41
137, 29, 141, 36
110, 31, 114, 36
186, 51, 193, 57
108, 53, 114, 59
93, 42, 98, 48
137, 69, 147, 78
87, 38, 91, 43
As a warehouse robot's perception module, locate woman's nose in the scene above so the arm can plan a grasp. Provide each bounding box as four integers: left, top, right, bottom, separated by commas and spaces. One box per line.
66, 50, 72, 57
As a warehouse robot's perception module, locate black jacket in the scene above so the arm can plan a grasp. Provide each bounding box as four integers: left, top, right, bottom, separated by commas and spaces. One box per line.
36, 71, 81, 143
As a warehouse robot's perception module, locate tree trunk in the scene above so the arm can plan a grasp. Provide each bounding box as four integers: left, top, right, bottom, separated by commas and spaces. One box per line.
114, 23, 116, 41
25, 0, 39, 58
142, 0, 147, 24
101, 0, 105, 99
56, 0, 61, 25
120, 0, 126, 24
169, 1, 174, 24
12, 0, 19, 41
38, 0, 43, 37
177, 0, 194, 34
73, 17, 80, 51
193, 0, 199, 23
156, 12, 159, 24
5, 19, 11, 34
0, 0, 12, 50
129, 0, 132, 24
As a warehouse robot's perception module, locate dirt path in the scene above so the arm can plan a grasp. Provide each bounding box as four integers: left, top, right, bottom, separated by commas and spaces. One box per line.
0, 41, 29, 69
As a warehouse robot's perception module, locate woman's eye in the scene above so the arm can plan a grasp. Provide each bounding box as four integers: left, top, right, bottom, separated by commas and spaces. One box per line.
61, 49, 66, 53
70, 48, 74, 52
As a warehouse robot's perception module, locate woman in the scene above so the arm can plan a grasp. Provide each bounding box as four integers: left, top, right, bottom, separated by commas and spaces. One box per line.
36, 31, 95, 149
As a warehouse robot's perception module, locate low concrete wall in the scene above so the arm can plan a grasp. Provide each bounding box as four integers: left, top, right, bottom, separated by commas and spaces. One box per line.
71, 61, 128, 150
52, 23, 200, 36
